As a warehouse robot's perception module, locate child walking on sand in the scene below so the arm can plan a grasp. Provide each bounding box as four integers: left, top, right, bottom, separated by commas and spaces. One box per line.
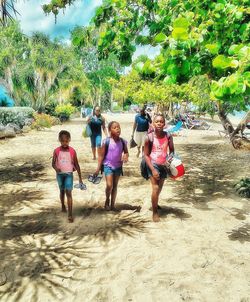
144, 114, 174, 222
94, 121, 129, 211
52, 130, 83, 222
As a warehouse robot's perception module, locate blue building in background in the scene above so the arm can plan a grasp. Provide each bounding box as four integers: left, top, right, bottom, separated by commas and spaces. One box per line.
0, 85, 15, 107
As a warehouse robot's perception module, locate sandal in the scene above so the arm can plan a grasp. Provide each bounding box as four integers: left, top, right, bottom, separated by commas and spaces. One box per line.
88, 174, 102, 185
74, 183, 87, 190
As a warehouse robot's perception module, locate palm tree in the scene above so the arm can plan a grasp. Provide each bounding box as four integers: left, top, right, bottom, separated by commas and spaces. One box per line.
0, 0, 19, 26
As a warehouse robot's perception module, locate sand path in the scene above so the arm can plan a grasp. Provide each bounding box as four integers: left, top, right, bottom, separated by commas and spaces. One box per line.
0, 114, 249, 302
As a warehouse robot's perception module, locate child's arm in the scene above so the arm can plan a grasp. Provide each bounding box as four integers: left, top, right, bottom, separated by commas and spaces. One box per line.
74, 153, 83, 183
132, 119, 137, 137
168, 136, 175, 154
94, 143, 105, 176
52, 152, 60, 173
122, 143, 129, 163
102, 117, 108, 137
144, 137, 160, 180
87, 115, 91, 124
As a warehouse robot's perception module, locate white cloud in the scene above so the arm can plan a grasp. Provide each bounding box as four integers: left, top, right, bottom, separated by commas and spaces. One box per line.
15, 0, 102, 38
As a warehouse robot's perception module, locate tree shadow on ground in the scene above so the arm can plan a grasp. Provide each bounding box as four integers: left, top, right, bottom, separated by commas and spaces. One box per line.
227, 223, 250, 243
169, 144, 250, 211
0, 234, 92, 302
0, 188, 44, 217
157, 206, 192, 220
64, 204, 149, 243
0, 200, 148, 301
0, 159, 46, 184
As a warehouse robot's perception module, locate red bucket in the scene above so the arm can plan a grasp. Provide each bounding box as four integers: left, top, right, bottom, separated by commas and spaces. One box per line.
169, 157, 185, 179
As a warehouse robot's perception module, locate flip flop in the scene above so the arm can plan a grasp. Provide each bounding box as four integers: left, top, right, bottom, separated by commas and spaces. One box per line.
88, 174, 102, 184
93, 176, 102, 184
74, 183, 87, 190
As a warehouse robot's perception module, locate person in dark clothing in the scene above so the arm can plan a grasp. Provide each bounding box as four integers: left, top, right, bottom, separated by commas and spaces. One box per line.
132, 106, 152, 157
87, 106, 108, 160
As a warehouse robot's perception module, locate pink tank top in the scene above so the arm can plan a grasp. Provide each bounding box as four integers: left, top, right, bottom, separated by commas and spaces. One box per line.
150, 135, 169, 165
54, 147, 75, 173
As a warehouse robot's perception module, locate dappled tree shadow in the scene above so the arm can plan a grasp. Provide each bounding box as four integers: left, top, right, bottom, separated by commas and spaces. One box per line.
63, 205, 149, 243
157, 206, 192, 220
0, 188, 44, 218
0, 196, 149, 301
0, 234, 92, 302
227, 223, 250, 243
169, 144, 250, 210
0, 159, 46, 184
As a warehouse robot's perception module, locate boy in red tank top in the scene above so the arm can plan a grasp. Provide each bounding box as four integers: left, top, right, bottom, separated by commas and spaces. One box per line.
52, 130, 83, 222
144, 114, 175, 222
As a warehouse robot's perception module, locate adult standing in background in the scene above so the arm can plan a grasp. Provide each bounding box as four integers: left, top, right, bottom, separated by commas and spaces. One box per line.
87, 106, 108, 160
132, 106, 152, 157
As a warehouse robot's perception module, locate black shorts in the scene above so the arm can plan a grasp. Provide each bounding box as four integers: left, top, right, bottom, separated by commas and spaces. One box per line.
147, 163, 168, 179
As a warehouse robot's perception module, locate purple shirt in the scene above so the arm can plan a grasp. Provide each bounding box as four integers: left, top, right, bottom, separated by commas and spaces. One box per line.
103, 138, 127, 169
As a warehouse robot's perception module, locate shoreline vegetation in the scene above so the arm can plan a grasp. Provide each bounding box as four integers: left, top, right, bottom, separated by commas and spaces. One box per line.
0, 113, 249, 301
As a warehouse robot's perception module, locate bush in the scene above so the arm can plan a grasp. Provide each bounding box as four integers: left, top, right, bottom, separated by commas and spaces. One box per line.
0, 107, 34, 127
31, 113, 59, 130
44, 101, 57, 116
55, 103, 76, 122
234, 178, 250, 198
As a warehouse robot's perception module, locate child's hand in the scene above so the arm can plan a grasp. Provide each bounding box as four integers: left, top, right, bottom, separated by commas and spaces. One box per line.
122, 153, 129, 163
152, 168, 160, 180
93, 170, 99, 177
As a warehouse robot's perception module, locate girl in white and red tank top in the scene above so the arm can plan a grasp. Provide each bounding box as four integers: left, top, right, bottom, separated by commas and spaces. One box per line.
150, 135, 169, 165
144, 114, 175, 222
52, 130, 83, 223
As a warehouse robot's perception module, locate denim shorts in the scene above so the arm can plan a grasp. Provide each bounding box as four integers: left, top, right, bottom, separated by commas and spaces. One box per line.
90, 134, 102, 148
147, 163, 168, 179
104, 165, 123, 176
56, 173, 73, 190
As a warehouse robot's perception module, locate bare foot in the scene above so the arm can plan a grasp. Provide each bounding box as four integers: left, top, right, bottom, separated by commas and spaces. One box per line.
104, 205, 110, 211
68, 216, 74, 223
104, 200, 110, 211
93, 157, 96, 160
110, 207, 119, 212
153, 212, 160, 222
62, 205, 67, 213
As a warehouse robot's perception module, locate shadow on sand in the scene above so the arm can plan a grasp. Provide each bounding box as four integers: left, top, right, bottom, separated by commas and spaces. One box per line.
168, 144, 250, 211
227, 223, 250, 243
0, 159, 46, 184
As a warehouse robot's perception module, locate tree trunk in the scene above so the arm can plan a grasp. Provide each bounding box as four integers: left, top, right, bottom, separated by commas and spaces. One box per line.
218, 106, 250, 150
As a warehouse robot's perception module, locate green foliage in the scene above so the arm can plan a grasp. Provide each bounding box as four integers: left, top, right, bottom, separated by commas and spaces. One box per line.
0, 107, 34, 127
44, 100, 58, 116
55, 103, 76, 121
31, 112, 59, 130
234, 178, 250, 198
84, 0, 249, 115
0, 23, 89, 111
71, 26, 122, 107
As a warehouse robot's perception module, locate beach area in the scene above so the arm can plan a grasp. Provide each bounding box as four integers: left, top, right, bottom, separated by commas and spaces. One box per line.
0, 113, 249, 302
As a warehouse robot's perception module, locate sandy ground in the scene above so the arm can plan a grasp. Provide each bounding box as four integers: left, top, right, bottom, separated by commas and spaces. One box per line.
0, 113, 249, 302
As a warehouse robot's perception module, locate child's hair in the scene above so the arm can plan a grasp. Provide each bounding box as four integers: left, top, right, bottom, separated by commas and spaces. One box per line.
58, 130, 71, 139
108, 121, 119, 131
153, 113, 165, 121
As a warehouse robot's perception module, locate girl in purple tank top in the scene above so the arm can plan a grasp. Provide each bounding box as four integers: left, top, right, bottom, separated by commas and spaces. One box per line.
94, 121, 129, 211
